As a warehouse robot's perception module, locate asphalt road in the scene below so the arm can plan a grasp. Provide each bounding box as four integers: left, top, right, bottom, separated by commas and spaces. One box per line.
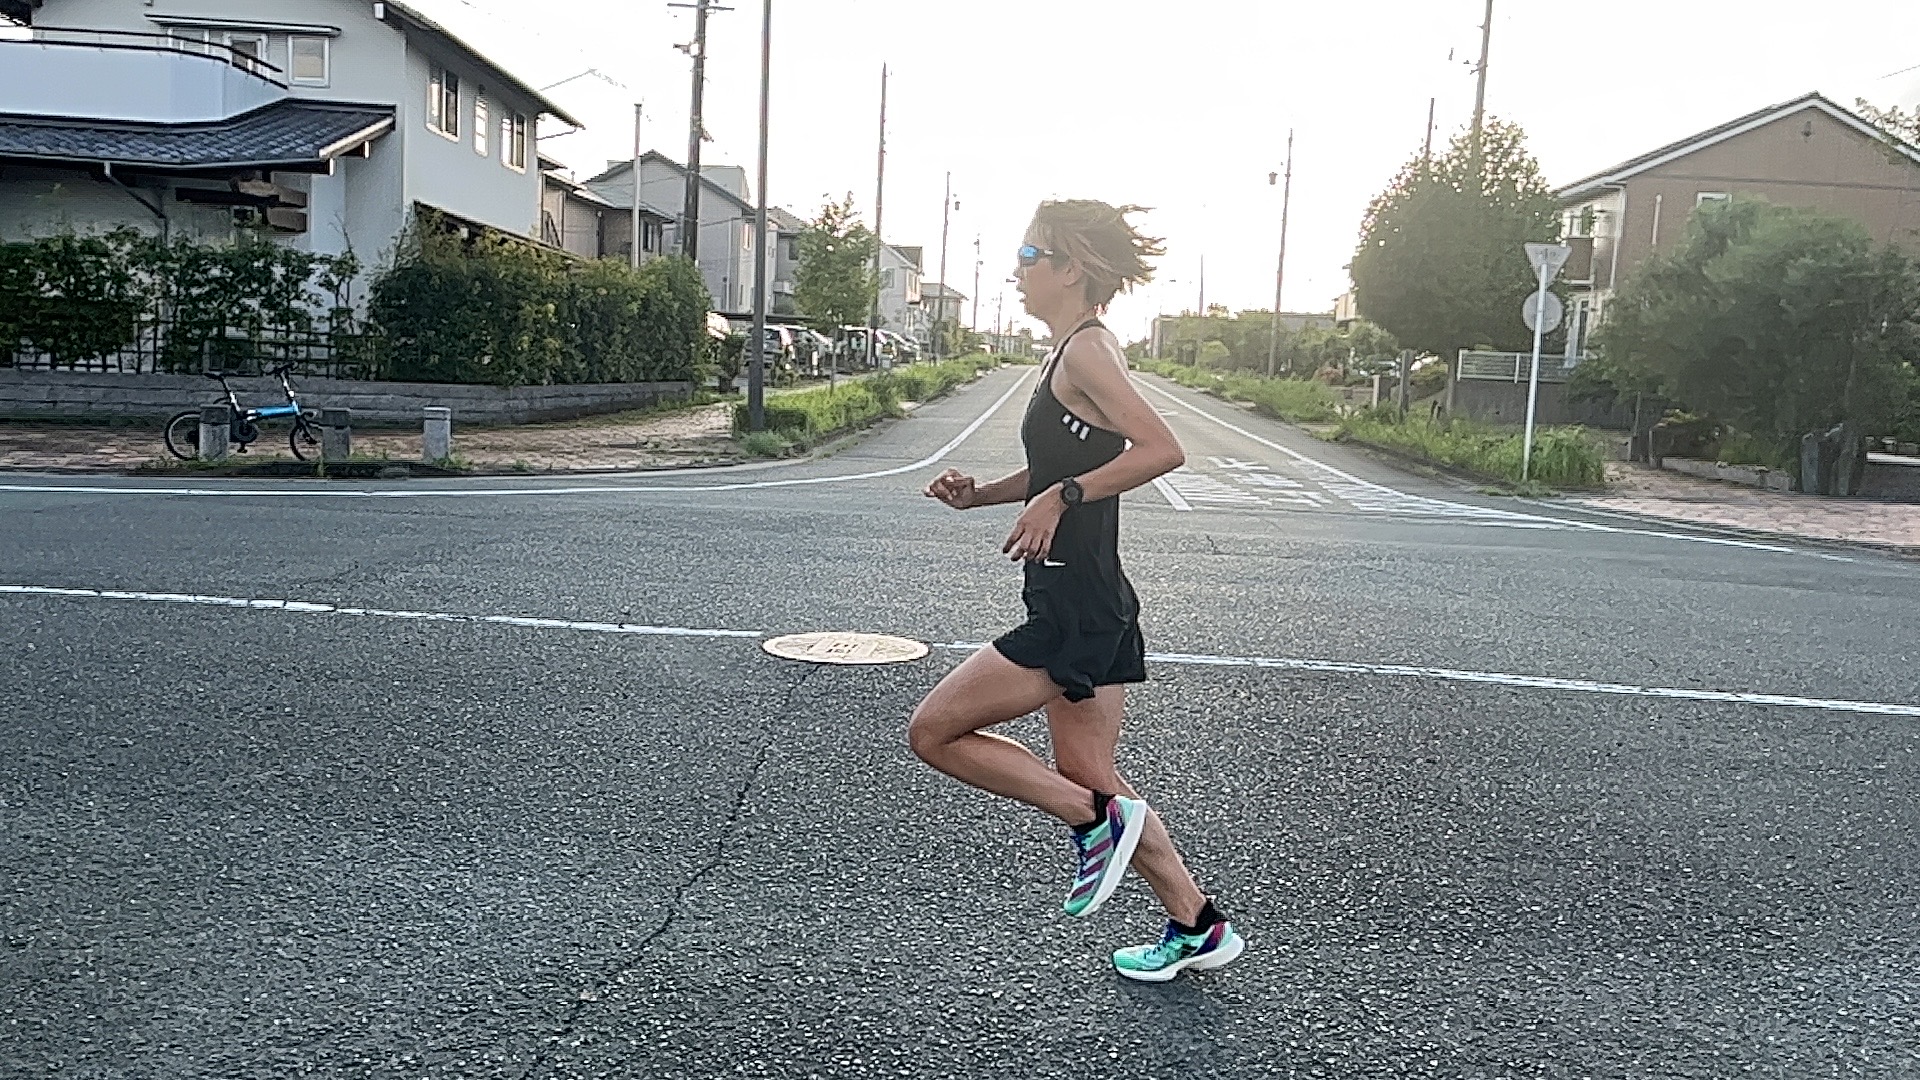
3, 366, 1917, 1079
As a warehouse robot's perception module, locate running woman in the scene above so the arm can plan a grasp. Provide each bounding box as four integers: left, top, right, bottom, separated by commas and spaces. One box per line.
910, 200, 1244, 982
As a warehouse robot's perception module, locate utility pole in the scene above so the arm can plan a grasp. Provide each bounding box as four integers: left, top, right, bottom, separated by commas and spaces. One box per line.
1470, 0, 1493, 177
641, 102, 656, 269
1266, 129, 1293, 379
1423, 96, 1436, 174
1197, 254, 1205, 317
670, 0, 726, 263
971, 235, 981, 331
865, 63, 888, 369
746, 0, 771, 431
935, 172, 952, 361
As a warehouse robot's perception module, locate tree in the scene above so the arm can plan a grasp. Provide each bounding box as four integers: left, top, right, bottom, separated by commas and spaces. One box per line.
794, 194, 877, 334
1856, 98, 1920, 149
1350, 118, 1561, 363
1594, 197, 1920, 448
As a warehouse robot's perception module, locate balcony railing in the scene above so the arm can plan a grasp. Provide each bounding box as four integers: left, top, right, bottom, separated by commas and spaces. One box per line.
25, 26, 286, 87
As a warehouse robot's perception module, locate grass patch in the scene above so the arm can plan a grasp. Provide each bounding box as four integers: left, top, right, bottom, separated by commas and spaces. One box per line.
1132, 359, 1340, 423
1336, 406, 1606, 488
738, 430, 795, 458
732, 354, 1000, 441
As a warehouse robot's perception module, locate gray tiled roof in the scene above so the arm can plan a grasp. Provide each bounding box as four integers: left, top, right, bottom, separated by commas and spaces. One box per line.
0, 99, 394, 170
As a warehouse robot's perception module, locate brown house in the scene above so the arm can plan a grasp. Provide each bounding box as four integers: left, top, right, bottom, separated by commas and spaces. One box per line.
1556, 92, 1920, 353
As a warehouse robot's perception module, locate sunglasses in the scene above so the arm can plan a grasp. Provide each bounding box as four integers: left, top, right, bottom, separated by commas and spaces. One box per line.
1016, 244, 1060, 267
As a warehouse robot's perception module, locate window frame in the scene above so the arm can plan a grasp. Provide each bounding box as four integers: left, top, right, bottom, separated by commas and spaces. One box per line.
288, 34, 329, 86
1696, 191, 1731, 206
473, 96, 489, 157
223, 31, 266, 61
501, 112, 528, 172
428, 65, 461, 140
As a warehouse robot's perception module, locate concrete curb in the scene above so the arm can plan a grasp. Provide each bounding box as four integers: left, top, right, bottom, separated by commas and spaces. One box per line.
1517, 496, 1920, 561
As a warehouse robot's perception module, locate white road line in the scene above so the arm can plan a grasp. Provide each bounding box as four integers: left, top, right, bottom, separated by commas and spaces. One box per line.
8, 580, 1918, 719
0, 583, 763, 638
1141, 378, 1804, 554
0, 370, 1032, 500
1151, 476, 1193, 511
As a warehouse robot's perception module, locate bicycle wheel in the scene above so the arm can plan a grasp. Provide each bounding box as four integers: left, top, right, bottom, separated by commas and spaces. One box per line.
163, 411, 201, 461
289, 418, 322, 461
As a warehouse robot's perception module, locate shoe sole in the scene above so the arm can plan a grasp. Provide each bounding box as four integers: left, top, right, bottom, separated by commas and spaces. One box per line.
1070, 798, 1148, 919
1113, 931, 1247, 983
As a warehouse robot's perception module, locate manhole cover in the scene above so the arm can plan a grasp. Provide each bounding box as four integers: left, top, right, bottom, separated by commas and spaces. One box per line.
762, 631, 930, 666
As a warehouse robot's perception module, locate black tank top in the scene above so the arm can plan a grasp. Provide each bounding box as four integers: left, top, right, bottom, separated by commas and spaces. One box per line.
1019, 319, 1132, 609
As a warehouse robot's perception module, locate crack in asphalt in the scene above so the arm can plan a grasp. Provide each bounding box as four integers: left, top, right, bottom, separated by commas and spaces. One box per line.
517, 664, 818, 1079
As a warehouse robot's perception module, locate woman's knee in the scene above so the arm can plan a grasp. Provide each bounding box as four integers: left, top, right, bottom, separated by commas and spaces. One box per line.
906, 700, 950, 763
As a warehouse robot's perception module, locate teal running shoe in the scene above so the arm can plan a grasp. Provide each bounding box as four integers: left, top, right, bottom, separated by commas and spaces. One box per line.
1112, 920, 1247, 982
1062, 795, 1148, 918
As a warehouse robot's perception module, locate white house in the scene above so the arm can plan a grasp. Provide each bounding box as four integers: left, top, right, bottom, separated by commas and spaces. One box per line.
876, 242, 924, 343
585, 151, 785, 315
0, 0, 578, 289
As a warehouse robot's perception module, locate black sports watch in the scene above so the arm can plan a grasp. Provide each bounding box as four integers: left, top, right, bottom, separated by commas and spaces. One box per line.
1059, 476, 1085, 509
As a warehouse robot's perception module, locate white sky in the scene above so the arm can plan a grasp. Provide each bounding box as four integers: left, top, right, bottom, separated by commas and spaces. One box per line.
419, 0, 1920, 344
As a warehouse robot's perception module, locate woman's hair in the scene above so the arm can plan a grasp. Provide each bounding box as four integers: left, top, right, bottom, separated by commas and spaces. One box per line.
1029, 200, 1164, 309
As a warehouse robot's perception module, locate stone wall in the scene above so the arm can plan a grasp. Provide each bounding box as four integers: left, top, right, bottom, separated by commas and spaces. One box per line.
0, 371, 694, 425
1447, 378, 1639, 429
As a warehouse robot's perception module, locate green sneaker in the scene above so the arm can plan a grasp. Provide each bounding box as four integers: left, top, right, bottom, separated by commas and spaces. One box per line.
1062, 795, 1149, 918
1112, 919, 1246, 982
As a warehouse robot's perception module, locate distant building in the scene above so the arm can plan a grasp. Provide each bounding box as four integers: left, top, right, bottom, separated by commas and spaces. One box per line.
921, 281, 967, 327
1148, 310, 1335, 359
585, 150, 772, 313
877, 242, 924, 342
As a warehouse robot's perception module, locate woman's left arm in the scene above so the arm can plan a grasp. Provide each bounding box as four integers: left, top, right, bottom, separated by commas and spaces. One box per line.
1059, 336, 1186, 502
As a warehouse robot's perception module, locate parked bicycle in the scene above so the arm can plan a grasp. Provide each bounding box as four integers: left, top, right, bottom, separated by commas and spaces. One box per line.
163, 363, 323, 461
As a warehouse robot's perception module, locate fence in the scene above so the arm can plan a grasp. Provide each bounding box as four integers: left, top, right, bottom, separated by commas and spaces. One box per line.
3, 318, 382, 380
1455, 350, 1585, 384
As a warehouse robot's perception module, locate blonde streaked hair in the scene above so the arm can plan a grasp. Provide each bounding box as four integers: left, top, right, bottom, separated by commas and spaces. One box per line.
1028, 200, 1164, 310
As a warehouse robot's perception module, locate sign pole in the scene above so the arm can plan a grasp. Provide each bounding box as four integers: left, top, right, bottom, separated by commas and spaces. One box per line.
1522, 257, 1550, 481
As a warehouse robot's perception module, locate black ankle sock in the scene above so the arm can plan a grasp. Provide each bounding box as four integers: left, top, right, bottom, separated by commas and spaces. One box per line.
1174, 898, 1224, 936
1072, 791, 1115, 836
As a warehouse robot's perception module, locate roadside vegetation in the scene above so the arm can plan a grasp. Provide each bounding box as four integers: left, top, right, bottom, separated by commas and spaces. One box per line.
731, 354, 1001, 454
1131, 359, 1340, 423
1335, 405, 1606, 488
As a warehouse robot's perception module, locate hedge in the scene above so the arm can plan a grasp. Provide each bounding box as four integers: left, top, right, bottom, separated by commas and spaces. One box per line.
732, 355, 999, 440
366, 219, 708, 387
1132, 358, 1340, 422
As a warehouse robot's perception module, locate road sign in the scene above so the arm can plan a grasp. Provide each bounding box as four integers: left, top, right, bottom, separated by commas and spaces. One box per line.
1522, 291, 1564, 333
1525, 242, 1572, 278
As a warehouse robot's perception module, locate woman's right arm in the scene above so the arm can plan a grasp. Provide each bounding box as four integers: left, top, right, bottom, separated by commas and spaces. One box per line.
926, 467, 1029, 509
969, 468, 1031, 507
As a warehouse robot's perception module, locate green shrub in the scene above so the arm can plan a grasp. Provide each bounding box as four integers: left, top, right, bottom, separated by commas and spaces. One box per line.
1132, 359, 1340, 422
367, 215, 710, 387
1337, 410, 1606, 487
730, 354, 997, 438
738, 430, 793, 457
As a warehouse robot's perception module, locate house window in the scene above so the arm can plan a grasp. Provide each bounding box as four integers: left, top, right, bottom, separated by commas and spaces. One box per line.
224, 32, 265, 61
880, 269, 895, 289
289, 35, 328, 85
1696, 191, 1730, 206
501, 112, 528, 171
474, 97, 489, 156
429, 66, 460, 138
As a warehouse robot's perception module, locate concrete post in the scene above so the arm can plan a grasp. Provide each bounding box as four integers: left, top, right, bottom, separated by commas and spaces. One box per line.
422, 407, 452, 462
320, 408, 352, 463
197, 404, 230, 462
